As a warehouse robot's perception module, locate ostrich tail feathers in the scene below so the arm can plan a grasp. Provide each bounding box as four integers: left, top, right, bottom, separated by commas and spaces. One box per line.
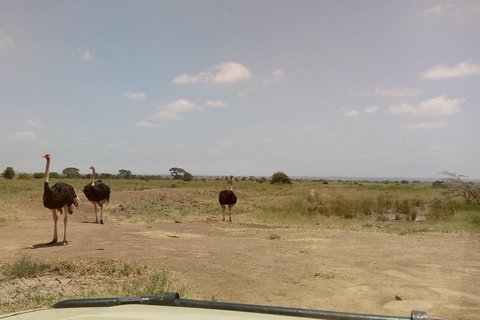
68, 196, 80, 214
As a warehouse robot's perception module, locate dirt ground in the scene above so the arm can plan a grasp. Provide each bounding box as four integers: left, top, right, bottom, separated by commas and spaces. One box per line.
0, 189, 479, 320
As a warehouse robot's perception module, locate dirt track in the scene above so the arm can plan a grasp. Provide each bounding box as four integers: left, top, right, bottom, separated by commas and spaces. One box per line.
1, 190, 479, 319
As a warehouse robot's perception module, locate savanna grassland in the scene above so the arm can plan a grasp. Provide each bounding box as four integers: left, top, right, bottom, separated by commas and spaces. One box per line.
1, 176, 479, 319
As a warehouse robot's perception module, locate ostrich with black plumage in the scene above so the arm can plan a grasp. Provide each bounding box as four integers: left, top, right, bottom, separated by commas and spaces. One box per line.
219, 175, 237, 222
83, 166, 110, 224
41, 153, 79, 245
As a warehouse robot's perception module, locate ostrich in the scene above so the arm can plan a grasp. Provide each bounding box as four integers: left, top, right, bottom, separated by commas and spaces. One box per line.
83, 166, 110, 224
219, 175, 237, 222
41, 154, 79, 245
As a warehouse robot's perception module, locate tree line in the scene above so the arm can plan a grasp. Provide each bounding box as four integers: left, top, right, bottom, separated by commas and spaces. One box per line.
1, 166, 197, 181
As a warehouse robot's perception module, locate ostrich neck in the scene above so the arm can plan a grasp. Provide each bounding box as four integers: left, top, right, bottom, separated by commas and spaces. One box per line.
44, 157, 50, 183
230, 178, 233, 191
91, 169, 96, 186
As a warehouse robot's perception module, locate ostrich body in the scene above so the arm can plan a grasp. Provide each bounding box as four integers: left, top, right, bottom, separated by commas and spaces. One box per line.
83, 166, 110, 224
219, 175, 237, 222
41, 154, 79, 245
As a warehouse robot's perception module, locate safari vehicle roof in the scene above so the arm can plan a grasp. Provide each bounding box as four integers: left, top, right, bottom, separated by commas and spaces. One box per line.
0, 292, 439, 320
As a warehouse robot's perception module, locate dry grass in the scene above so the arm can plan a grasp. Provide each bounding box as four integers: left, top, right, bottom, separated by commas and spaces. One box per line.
1, 177, 479, 233
0, 255, 198, 314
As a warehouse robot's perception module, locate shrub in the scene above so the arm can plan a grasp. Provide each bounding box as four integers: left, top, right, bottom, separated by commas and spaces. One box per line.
18, 173, 33, 180
33, 172, 45, 179
2, 167, 15, 179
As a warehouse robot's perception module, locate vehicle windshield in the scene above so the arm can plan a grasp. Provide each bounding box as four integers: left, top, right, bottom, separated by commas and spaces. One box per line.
0, 2, 479, 320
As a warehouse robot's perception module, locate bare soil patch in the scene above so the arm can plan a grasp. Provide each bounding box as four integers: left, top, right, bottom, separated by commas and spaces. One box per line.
1, 189, 479, 319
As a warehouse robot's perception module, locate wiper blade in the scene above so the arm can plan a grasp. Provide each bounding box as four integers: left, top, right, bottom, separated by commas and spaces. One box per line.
51, 292, 441, 320
51, 295, 165, 308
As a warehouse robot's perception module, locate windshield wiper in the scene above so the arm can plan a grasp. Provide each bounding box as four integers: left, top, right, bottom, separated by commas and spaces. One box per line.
51, 291, 441, 320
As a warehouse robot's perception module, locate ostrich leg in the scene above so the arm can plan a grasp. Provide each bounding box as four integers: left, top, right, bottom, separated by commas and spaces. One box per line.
228, 205, 233, 222
94, 202, 99, 223
100, 201, 104, 224
62, 204, 69, 245
48, 209, 58, 245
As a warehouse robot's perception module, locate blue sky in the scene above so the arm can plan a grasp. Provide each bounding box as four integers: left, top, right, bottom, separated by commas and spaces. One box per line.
1, 1, 479, 178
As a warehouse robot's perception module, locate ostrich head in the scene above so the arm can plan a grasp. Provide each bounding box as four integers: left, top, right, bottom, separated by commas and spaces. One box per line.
41, 153, 51, 160
89, 166, 96, 171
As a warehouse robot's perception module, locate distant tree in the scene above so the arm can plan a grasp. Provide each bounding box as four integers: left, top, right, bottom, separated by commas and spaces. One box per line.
49, 172, 60, 179
431, 180, 445, 188
62, 167, 80, 178
169, 167, 193, 181
99, 173, 114, 179
2, 167, 15, 179
257, 177, 267, 184
439, 171, 480, 206
270, 171, 292, 184
118, 169, 132, 179
183, 172, 194, 181
169, 167, 185, 180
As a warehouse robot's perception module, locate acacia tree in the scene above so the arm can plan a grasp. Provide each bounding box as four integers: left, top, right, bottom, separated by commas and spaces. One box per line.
62, 167, 80, 178
118, 169, 132, 179
440, 171, 480, 206
169, 167, 193, 181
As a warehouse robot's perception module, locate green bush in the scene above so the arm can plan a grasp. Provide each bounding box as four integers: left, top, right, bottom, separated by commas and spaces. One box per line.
33, 172, 45, 179
270, 171, 292, 184
2, 167, 15, 179
18, 173, 33, 180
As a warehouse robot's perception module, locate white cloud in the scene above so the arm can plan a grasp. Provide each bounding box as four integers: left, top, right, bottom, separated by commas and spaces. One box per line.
81, 49, 91, 61
122, 92, 146, 101
205, 148, 224, 155
4, 131, 36, 142
25, 118, 45, 127
340, 108, 360, 117
403, 121, 448, 129
358, 86, 422, 97
134, 120, 160, 128
364, 106, 380, 114
145, 99, 199, 122
150, 110, 184, 121
205, 100, 227, 108
387, 95, 464, 117
421, 61, 480, 79
264, 69, 285, 84
216, 140, 232, 146
424, 4, 454, 16
163, 99, 197, 113
0, 31, 14, 48
172, 73, 208, 84
172, 62, 251, 84
423, 3, 480, 18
